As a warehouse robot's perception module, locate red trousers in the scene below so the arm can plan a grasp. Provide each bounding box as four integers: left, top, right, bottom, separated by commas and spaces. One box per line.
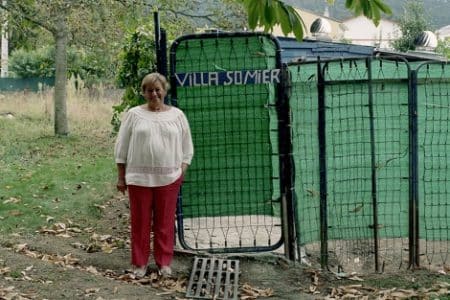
127, 175, 183, 268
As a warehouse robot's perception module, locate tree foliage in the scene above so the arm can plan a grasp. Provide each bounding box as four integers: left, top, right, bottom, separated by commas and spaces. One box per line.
0, 1, 103, 135
436, 38, 450, 59
392, 0, 430, 52
240, 0, 392, 41
1, 0, 395, 135
111, 27, 157, 133
9, 45, 104, 82
110, 0, 248, 133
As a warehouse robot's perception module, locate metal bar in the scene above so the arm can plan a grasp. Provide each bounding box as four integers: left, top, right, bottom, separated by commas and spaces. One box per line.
277, 62, 295, 259
324, 78, 409, 85
224, 260, 232, 300
416, 77, 450, 84
317, 58, 328, 268
159, 28, 168, 77
214, 259, 224, 298
232, 260, 239, 299
197, 257, 208, 297
153, 11, 161, 73
366, 58, 380, 272
206, 258, 216, 297
408, 69, 420, 268
186, 257, 199, 297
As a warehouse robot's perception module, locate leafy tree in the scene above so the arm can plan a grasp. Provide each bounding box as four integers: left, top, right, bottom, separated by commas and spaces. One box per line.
9, 45, 101, 81
112, 26, 157, 133
9, 46, 55, 78
111, 0, 248, 133
392, 0, 430, 52
0, 0, 134, 136
1, 0, 247, 135
436, 38, 450, 59
240, 0, 392, 41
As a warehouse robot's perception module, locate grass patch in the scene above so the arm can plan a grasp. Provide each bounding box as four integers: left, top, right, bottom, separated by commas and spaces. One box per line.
0, 85, 122, 235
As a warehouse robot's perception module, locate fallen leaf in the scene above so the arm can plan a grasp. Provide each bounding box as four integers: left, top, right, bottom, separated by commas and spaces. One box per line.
25, 266, 34, 272
348, 275, 364, 281
14, 243, 28, 252
71, 242, 85, 249
9, 210, 23, 216
85, 287, 100, 294
3, 197, 21, 204
86, 266, 100, 275
241, 283, 274, 298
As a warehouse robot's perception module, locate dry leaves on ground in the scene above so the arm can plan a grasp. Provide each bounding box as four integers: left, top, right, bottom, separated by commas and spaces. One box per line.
37, 221, 83, 238
324, 281, 450, 299
37, 220, 128, 254
9, 243, 188, 296
240, 282, 274, 300
0, 285, 36, 300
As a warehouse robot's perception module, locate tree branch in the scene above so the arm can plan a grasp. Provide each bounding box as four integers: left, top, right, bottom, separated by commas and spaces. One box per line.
163, 7, 215, 22
0, 2, 55, 32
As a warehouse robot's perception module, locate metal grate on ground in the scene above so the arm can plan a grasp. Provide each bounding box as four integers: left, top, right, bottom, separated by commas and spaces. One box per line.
186, 257, 240, 300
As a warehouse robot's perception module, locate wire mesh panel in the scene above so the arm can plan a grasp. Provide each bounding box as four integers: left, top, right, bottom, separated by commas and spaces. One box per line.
170, 33, 283, 252
369, 59, 410, 271
290, 58, 411, 272
417, 62, 450, 268
289, 62, 321, 261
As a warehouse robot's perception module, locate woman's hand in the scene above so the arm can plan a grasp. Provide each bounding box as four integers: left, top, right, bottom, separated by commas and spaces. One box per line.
117, 178, 127, 194
181, 163, 189, 175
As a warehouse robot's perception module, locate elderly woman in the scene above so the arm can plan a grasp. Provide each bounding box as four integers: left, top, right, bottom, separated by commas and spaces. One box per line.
114, 72, 194, 278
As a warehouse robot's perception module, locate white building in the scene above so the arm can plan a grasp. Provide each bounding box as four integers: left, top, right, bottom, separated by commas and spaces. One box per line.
436, 25, 450, 40
256, 7, 346, 41
342, 16, 401, 49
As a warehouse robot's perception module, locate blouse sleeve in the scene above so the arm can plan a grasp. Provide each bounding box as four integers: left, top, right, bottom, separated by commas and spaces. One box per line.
114, 111, 133, 164
180, 112, 194, 165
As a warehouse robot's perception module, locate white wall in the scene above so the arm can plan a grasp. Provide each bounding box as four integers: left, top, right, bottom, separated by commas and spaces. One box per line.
436, 25, 450, 40
343, 16, 401, 49
256, 7, 345, 41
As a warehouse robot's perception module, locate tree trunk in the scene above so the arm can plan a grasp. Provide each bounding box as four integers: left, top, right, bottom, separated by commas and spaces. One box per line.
1, 0, 8, 78
53, 15, 69, 136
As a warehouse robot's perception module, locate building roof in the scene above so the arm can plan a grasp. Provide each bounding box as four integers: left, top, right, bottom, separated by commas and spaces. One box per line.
277, 36, 374, 63
276, 36, 446, 63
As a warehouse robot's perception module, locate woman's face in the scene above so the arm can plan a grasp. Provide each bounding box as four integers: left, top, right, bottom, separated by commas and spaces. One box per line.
142, 81, 166, 103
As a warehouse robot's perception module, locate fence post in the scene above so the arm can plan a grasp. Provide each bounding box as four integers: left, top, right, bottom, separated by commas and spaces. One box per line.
154, 11, 161, 70
408, 69, 420, 268
159, 29, 168, 77
278, 63, 296, 261
317, 58, 328, 268
366, 58, 380, 272
154, 11, 168, 77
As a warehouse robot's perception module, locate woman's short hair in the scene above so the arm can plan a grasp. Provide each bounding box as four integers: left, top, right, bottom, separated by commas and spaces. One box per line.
141, 72, 170, 93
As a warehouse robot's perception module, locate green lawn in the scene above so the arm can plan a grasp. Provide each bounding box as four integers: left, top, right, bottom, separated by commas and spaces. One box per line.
0, 91, 117, 235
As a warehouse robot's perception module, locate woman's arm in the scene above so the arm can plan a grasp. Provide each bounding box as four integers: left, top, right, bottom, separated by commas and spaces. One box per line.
116, 163, 127, 194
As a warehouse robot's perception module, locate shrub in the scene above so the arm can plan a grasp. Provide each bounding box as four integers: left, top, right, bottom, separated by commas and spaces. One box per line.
111, 27, 157, 133
9, 45, 112, 86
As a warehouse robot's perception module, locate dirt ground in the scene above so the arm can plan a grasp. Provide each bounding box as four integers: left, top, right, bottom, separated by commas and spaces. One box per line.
1, 194, 449, 300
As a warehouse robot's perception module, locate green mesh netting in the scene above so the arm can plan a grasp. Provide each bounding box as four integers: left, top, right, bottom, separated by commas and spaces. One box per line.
417, 63, 450, 242
291, 59, 410, 243
172, 35, 281, 219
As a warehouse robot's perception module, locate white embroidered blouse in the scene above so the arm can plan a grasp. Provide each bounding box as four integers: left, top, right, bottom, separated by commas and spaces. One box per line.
114, 105, 194, 187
